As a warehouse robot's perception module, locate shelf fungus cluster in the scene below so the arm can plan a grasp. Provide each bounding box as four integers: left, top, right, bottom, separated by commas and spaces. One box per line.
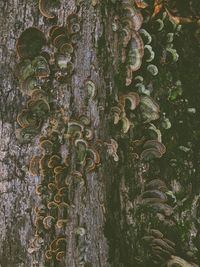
49, 13, 81, 81
111, 92, 140, 133
136, 178, 179, 265
39, 0, 61, 19
15, 11, 81, 142
141, 228, 176, 264
140, 139, 166, 161
28, 113, 100, 263
15, 27, 52, 142
118, 0, 146, 86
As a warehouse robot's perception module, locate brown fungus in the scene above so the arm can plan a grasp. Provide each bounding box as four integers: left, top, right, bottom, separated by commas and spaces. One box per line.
121, 3, 143, 31
39, 0, 60, 19
16, 27, 46, 59
29, 155, 41, 176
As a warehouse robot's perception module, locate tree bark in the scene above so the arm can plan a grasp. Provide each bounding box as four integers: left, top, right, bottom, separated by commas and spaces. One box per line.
0, 1, 200, 267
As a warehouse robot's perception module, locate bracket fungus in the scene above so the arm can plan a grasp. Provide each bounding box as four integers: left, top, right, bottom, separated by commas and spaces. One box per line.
104, 139, 119, 162
39, 0, 60, 19
141, 140, 166, 161
125, 31, 144, 86
165, 256, 198, 267
121, 2, 143, 31
84, 79, 97, 100
139, 95, 160, 123
16, 27, 46, 59
29, 155, 41, 176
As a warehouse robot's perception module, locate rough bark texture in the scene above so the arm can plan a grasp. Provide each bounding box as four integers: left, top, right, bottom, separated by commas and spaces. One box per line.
0, 1, 200, 267
0, 1, 110, 266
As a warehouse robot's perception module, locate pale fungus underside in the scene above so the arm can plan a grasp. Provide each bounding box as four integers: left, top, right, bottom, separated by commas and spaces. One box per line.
11, 0, 200, 266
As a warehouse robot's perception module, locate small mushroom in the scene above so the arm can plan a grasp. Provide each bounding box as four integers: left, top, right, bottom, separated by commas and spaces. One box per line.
143, 140, 166, 155
56, 219, 68, 229
104, 138, 119, 162
121, 116, 131, 133
147, 64, 159, 76
43, 215, 55, 230
45, 250, 53, 260
40, 139, 54, 155
139, 29, 152, 44
166, 256, 197, 267
124, 92, 140, 110
56, 251, 65, 261
29, 155, 40, 176
144, 45, 155, 62
140, 95, 160, 123
111, 106, 122, 124
59, 42, 74, 54
84, 79, 97, 100
145, 179, 167, 192
122, 4, 143, 31
39, 0, 60, 19
32, 56, 50, 78
75, 138, 88, 164
48, 154, 62, 169
140, 148, 162, 160
66, 121, 84, 138
17, 109, 42, 129
27, 99, 50, 117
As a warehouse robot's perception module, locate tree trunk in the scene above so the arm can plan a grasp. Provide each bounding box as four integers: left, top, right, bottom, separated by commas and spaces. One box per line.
0, 1, 200, 267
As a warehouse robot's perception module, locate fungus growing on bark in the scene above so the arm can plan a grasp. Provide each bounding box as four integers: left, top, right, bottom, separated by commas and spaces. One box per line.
29, 155, 41, 176
141, 140, 166, 161
139, 28, 152, 44
32, 56, 50, 78
144, 45, 155, 62
166, 256, 198, 267
16, 27, 46, 59
140, 95, 160, 123
84, 79, 97, 100
39, 0, 60, 19
125, 31, 144, 85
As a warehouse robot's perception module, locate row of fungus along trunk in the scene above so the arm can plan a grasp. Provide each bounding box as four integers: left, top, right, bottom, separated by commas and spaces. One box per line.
15, 2, 99, 266
13, 0, 200, 266
107, 0, 200, 266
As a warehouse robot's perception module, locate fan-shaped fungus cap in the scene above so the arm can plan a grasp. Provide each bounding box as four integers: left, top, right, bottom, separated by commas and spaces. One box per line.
140, 148, 162, 160
27, 99, 50, 117
48, 154, 62, 168
40, 139, 54, 155
39, 0, 60, 19
16, 27, 46, 59
143, 140, 166, 155
139, 29, 152, 44
122, 4, 143, 31
84, 79, 97, 100
17, 109, 42, 129
166, 256, 197, 267
56, 251, 65, 261
29, 155, 40, 176
140, 95, 160, 123
75, 138, 88, 163
32, 56, 50, 78
145, 179, 167, 192
124, 92, 140, 110
15, 59, 34, 81
43, 215, 55, 230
